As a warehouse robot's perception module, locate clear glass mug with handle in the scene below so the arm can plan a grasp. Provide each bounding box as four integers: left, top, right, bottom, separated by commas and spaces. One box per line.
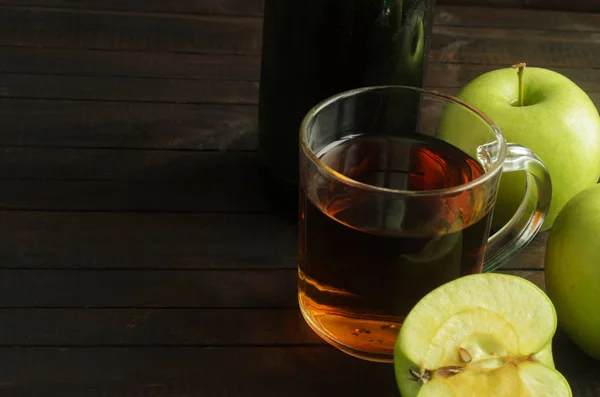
298, 86, 552, 362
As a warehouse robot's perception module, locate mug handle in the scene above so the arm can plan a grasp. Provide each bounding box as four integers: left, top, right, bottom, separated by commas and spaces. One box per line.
483, 143, 552, 272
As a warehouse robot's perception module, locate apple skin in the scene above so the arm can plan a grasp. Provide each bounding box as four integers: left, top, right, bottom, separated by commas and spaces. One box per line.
545, 183, 600, 361
393, 273, 564, 397
440, 67, 600, 231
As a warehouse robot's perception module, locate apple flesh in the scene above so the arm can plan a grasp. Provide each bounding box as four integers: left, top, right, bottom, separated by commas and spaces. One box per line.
394, 273, 572, 397
545, 183, 600, 361
439, 66, 600, 231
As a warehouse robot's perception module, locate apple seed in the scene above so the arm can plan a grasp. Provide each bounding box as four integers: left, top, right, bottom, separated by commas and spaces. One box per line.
435, 366, 464, 379
459, 347, 472, 363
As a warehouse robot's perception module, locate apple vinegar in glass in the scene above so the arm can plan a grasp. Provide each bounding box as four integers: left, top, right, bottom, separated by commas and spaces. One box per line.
298, 133, 493, 360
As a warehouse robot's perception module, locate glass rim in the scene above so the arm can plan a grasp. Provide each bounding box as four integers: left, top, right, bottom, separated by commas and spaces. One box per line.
299, 85, 508, 197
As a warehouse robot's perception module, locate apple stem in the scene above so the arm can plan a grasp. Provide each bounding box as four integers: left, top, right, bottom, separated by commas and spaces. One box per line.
512, 62, 527, 107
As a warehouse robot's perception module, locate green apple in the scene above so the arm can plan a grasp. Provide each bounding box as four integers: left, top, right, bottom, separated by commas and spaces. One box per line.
545, 183, 600, 361
394, 273, 572, 397
438, 65, 600, 231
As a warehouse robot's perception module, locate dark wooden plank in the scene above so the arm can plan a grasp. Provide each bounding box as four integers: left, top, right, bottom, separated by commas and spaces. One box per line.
0, 270, 568, 346
440, 0, 600, 13
435, 5, 600, 31
0, 148, 258, 181
0, 308, 321, 346
0, 7, 594, 85
0, 149, 274, 212
1, 73, 595, 117
0, 268, 546, 308
0, 210, 547, 270
1, 4, 597, 33
0, 7, 263, 55
1, 7, 598, 66
0, 0, 265, 16
0, 212, 297, 269
0, 270, 298, 308
0, 179, 273, 212
430, 26, 600, 68
0, 47, 261, 80
523, 0, 600, 13
437, 0, 522, 7
0, 99, 257, 150
0, 346, 399, 397
0, 336, 595, 397
6, 48, 600, 89
0, 74, 258, 104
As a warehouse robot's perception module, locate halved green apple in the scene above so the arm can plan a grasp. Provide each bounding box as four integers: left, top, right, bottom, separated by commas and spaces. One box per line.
394, 273, 572, 397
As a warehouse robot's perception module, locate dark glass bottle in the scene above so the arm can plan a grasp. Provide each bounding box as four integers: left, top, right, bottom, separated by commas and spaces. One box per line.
257, 0, 436, 213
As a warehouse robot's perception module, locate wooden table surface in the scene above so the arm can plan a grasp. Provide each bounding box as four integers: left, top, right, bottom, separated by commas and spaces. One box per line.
0, 2, 599, 396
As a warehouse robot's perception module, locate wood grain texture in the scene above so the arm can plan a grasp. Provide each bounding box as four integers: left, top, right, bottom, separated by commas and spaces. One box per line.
0, 179, 274, 212
0, 209, 545, 270
0, 210, 545, 270
0, 148, 260, 181
3, 48, 599, 88
438, 0, 600, 13
1, 1, 600, 16
0, 267, 545, 309
0, 338, 595, 397
0, 47, 262, 80
1, 3, 598, 24
0, 99, 257, 150
0, 308, 322, 346
1, 7, 598, 61
0, 0, 266, 16
0, 346, 399, 397
0, 74, 259, 104
437, 0, 521, 7
522, 0, 600, 12
0, 5, 595, 86
0, 269, 299, 308
430, 26, 600, 68
0, 150, 275, 212
1, 73, 596, 108
434, 5, 600, 31
0, 7, 262, 55
0, 180, 258, 212
0, 212, 297, 269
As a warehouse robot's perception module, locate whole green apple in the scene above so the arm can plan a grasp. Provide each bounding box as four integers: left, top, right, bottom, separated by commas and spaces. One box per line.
439, 66, 600, 231
545, 184, 600, 361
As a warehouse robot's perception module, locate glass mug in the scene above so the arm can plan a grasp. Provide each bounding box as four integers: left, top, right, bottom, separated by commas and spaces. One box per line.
298, 86, 552, 362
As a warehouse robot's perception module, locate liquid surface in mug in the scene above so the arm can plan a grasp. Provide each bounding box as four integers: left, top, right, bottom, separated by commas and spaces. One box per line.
298, 133, 493, 361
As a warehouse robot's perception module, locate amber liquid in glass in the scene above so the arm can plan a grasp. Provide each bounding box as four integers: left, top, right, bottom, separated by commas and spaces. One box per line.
298, 133, 493, 361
